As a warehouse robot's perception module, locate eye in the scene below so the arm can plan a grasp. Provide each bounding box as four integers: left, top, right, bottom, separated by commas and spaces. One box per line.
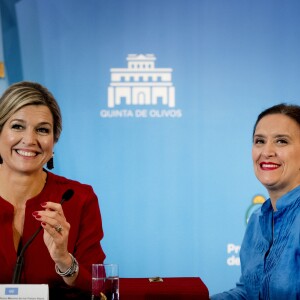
276, 138, 288, 144
37, 127, 51, 134
254, 137, 265, 144
11, 123, 24, 130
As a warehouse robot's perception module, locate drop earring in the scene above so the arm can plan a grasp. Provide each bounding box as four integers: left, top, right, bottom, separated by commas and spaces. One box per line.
47, 154, 54, 170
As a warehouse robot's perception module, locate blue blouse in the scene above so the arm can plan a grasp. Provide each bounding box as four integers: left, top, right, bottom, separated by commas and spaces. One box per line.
211, 185, 300, 300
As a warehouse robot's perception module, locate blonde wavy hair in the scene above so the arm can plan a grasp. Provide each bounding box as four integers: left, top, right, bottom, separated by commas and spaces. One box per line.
0, 81, 62, 142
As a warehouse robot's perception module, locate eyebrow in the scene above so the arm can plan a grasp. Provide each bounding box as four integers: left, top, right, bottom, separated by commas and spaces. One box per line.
10, 119, 52, 126
253, 133, 291, 138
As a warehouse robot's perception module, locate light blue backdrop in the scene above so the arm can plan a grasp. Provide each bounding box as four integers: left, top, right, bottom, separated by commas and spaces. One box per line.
1, 0, 300, 295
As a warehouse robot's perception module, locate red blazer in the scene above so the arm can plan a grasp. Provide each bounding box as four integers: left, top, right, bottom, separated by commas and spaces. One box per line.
0, 171, 106, 299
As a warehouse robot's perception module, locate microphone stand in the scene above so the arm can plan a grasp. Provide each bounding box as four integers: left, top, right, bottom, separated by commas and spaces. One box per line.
12, 226, 43, 284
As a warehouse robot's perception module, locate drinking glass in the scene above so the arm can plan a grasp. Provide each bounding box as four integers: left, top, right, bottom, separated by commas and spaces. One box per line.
92, 264, 119, 300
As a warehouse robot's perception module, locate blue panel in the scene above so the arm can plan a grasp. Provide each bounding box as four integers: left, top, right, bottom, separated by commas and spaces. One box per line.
4, 0, 300, 295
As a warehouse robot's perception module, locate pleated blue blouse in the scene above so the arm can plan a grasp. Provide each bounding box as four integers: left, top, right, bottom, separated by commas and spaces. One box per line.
211, 185, 300, 300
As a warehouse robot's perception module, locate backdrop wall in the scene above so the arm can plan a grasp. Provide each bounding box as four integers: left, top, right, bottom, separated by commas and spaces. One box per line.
1, 0, 300, 295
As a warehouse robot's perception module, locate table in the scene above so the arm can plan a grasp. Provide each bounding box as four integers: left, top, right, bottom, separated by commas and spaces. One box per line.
119, 277, 209, 300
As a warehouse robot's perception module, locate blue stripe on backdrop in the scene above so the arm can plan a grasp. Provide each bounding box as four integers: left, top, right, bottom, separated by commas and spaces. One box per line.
4, 0, 300, 295
0, 0, 23, 85
0, 5, 8, 94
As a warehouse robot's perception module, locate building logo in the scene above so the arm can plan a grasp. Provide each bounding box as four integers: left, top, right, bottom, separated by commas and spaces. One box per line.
100, 54, 182, 118
226, 194, 266, 267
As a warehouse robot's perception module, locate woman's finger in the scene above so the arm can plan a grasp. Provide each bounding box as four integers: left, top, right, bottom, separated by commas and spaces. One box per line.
41, 201, 65, 216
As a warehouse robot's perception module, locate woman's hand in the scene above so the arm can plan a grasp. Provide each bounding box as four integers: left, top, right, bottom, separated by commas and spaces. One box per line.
32, 202, 78, 285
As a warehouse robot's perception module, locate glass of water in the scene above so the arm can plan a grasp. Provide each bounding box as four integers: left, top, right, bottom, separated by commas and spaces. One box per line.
92, 264, 119, 300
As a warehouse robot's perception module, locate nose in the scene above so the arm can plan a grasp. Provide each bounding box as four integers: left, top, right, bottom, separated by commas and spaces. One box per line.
22, 129, 37, 145
261, 141, 276, 157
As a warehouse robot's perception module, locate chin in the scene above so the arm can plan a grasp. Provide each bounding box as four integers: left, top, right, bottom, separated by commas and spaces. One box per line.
261, 181, 278, 190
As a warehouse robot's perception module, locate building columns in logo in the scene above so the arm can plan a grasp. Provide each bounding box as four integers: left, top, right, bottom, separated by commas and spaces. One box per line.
108, 54, 175, 108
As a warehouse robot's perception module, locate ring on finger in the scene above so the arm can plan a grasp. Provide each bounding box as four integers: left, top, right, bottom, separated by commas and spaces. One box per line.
54, 224, 63, 233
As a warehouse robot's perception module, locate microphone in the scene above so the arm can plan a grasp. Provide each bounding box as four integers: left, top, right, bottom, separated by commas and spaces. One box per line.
12, 189, 74, 284
59, 189, 74, 205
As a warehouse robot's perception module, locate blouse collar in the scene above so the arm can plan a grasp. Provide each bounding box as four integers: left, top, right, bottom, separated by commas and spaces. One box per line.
261, 185, 300, 213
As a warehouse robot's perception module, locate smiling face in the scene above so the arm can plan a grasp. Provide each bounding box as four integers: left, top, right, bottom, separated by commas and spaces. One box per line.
252, 113, 300, 200
0, 105, 54, 175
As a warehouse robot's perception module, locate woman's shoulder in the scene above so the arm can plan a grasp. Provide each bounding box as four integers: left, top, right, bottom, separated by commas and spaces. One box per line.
47, 171, 90, 186
46, 171, 96, 200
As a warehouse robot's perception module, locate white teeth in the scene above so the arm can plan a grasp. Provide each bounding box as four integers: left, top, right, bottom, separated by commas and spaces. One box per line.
17, 150, 36, 157
262, 163, 278, 168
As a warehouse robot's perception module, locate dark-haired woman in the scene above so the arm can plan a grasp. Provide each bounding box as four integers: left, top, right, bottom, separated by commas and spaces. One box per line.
212, 103, 300, 299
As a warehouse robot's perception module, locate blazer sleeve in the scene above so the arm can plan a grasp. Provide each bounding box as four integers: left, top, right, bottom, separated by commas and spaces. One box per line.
71, 186, 106, 291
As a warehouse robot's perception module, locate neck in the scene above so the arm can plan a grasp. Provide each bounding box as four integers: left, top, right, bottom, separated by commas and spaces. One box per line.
0, 168, 47, 206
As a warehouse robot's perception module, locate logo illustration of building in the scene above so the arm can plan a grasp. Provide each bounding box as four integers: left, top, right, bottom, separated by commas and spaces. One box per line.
108, 54, 175, 108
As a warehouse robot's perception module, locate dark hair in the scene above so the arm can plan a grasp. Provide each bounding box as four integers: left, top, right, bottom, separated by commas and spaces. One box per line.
0, 81, 62, 142
253, 103, 300, 138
